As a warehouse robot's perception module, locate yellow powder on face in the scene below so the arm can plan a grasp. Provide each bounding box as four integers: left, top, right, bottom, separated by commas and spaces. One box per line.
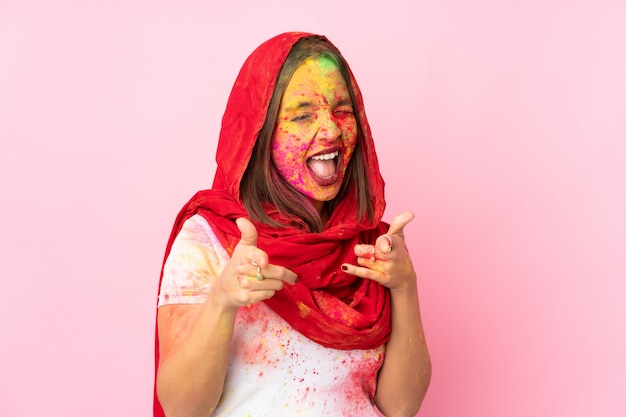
270, 56, 356, 203
302, 56, 341, 96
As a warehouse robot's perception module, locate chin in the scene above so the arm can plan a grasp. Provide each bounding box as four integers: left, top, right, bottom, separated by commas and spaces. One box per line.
307, 189, 341, 204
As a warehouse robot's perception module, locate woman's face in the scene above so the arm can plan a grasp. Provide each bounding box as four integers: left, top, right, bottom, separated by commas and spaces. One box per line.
270, 57, 358, 208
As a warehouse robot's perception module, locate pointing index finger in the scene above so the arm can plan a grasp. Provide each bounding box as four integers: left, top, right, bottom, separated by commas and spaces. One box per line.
386, 212, 415, 238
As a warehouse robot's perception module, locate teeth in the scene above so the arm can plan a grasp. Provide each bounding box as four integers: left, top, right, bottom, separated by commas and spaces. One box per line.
310, 151, 339, 161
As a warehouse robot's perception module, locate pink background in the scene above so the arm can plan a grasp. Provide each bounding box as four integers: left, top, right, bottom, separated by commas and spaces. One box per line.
1, 1, 625, 416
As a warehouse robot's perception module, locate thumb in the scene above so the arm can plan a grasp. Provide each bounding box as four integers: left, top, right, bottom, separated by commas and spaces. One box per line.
236, 217, 258, 247
387, 211, 415, 238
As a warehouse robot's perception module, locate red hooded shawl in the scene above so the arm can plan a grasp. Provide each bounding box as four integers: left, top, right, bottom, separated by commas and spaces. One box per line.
154, 32, 391, 416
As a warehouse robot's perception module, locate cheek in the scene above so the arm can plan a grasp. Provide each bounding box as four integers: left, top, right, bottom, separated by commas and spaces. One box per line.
271, 129, 309, 172
339, 120, 358, 161
272, 128, 294, 155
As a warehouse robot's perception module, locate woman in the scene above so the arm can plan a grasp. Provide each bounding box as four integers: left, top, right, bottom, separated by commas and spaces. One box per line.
154, 32, 431, 417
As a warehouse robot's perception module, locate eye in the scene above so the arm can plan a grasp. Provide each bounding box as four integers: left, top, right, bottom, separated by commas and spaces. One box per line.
333, 105, 354, 118
290, 113, 313, 122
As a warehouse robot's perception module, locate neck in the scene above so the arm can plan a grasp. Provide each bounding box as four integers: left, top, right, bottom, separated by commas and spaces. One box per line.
310, 199, 323, 213
310, 199, 329, 225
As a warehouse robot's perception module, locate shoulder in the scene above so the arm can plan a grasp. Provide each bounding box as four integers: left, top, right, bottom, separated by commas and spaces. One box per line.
171, 214, 229, 259
158, 214, 230, 307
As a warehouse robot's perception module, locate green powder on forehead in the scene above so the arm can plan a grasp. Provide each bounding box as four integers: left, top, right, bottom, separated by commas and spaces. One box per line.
308, 55, 338, 70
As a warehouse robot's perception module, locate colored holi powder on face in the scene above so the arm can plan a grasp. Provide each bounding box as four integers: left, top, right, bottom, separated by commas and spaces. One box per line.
270, 57, 357, 205
317, 55, 338, 71
270, 133, 308, 185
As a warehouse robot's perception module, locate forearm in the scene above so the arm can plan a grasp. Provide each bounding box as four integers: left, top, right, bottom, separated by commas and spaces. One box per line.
375, 278, 431, 417
156, 293, 238, 417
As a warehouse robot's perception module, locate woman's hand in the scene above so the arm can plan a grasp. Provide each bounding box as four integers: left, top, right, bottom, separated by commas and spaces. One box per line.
211, 218, 298, 309
157, 217, 299, 417
342, 211, 431, 415
341, 212, 417, 292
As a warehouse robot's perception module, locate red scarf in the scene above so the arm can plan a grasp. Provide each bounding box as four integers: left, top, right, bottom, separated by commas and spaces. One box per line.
154, 32, 391, 416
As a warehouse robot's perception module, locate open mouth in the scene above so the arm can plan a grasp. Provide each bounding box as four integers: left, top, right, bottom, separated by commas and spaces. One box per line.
307, 150, 340, 185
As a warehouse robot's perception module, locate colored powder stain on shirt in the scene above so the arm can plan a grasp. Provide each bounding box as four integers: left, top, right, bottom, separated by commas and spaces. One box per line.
159, 214, 385, 416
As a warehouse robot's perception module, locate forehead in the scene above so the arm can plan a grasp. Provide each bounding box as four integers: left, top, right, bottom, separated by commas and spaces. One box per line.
284, 57, 349, 96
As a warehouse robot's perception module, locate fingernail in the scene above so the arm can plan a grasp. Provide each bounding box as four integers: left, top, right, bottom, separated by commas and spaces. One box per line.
341, 265, 348, 271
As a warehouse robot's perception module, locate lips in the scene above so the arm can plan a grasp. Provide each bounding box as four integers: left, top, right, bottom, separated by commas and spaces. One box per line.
307, 149, 341, 186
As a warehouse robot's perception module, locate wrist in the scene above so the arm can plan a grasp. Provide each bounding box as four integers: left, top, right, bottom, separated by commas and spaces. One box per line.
389, 272, 418, 295
205, 285, 240, 316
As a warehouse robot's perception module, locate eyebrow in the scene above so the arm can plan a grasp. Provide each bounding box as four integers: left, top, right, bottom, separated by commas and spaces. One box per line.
336, 98, 353, 107
284, 98, 353, 112
284, 101, 316, 112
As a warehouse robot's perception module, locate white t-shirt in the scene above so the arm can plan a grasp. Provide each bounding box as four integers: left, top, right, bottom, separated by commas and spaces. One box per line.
158, 214, 385, 417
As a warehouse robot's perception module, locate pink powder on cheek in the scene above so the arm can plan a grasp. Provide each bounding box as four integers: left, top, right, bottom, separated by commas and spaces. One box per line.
271, 130, 308, 157
271, 132, 310, 187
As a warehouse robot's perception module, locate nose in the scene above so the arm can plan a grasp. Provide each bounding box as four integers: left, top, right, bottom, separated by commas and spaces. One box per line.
316, 113, 341, 142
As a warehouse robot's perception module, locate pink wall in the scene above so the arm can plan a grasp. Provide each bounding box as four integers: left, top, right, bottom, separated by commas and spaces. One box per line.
1, 1, 624, 416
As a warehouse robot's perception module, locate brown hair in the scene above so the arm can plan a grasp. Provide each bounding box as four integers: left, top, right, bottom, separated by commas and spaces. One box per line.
240, 36, 374, 233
